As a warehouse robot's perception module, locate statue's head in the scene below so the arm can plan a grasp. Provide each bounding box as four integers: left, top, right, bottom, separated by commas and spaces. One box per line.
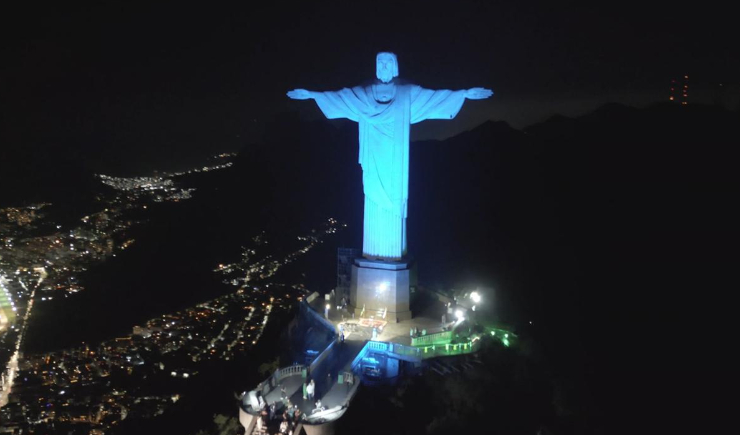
376, 52, 398, 83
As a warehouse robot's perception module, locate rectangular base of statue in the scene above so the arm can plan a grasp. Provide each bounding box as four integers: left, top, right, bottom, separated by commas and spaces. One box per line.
349, 259, 412, 323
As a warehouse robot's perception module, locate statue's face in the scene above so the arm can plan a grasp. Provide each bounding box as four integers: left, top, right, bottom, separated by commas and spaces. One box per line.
376, 53, 397, 83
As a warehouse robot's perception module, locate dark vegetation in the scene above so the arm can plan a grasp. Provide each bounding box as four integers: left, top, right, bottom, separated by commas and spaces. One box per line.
4, 102, 734, 433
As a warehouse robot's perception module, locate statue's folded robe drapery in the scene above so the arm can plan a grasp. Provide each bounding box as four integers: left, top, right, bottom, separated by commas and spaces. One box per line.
313, 84, 466, 260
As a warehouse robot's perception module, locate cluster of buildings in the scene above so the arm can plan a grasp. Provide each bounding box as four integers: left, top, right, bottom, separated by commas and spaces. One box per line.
98, 174, 176, 192
0, 204, 135, 308
0, 202, 136, 408
97, 175, 196, 203
0, 206, 345, 433
1, 204, 49, 229
0, 283, 280, 432
0, 157, 248, 432
215, 219, 344, 287
159, 154, 236, 178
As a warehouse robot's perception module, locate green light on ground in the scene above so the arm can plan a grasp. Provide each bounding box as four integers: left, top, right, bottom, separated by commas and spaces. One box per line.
486, 327, 517, 348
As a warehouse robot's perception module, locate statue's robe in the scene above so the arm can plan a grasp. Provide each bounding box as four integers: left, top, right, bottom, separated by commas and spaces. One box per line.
313, 83, 467, 261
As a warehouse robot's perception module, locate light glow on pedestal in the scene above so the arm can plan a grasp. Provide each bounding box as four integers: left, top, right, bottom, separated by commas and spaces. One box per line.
374, 281, 390, 300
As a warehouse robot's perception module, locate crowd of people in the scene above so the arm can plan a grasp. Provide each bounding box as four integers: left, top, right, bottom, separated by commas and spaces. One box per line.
253, 381, 308, 435
253, 376, 338, 434
255, 397, 303, 435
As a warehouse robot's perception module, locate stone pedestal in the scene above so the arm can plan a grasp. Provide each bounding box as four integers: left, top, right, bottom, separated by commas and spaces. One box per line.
349, 259, 412, 322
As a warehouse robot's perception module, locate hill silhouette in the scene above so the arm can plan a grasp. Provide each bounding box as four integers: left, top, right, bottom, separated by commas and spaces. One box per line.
10, 101, 736, 434
217, 102, 735, 433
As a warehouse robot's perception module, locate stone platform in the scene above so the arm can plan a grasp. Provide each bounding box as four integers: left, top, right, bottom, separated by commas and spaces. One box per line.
315, 290, 448, 347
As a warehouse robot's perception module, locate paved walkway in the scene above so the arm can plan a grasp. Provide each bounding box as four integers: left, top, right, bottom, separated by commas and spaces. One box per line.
244, 290, 458, 433
260, 338, 365, 418
304, 339, 364, 409
312, 292, 448, 347
256, 293, 450, 418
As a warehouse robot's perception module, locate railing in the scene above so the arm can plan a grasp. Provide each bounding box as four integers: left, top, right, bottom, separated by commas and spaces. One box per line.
387, 342, 422, 360
351, 337, 481, 375
416, 338, 481, 359
253, 364, 306, 400
274, 364, 304, 383
366, 341, 388, 351
411, 330, 453, 347
350, 341, 422, 372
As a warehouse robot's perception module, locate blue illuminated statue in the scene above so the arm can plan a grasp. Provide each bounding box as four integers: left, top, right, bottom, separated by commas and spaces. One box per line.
288, 52, 492, 261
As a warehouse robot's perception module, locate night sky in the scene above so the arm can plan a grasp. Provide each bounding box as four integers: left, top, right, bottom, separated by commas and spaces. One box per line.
0, 3, 735, 432
1, 1, 737, 174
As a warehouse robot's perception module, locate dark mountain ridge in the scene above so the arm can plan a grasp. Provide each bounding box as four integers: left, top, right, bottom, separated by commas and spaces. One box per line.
9, 101, 735, 433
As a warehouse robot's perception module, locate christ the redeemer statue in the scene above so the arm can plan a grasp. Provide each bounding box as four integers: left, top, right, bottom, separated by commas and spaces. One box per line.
288, 52, 492, 262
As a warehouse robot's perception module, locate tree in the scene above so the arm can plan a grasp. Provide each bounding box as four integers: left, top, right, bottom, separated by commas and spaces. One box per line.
258, 357, 280, 377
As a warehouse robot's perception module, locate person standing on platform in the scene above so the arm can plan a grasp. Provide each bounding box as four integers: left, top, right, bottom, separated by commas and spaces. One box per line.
307, 379, 315, 402
345, 372, 353, 392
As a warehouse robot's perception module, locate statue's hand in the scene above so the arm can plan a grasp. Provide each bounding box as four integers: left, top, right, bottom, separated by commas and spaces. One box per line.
465, 87, 493, 100
287, 89, 313, 100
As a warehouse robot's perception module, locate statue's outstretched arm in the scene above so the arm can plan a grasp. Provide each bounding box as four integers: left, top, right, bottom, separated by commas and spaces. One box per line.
287, 89, 315, 100
288, 87, 363, 122
465, 88, 494, 100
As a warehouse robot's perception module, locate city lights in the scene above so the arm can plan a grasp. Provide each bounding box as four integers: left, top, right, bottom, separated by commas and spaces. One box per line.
0, 155, 345, 429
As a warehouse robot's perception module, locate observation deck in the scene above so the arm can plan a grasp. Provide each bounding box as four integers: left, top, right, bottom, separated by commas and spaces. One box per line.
238, 292, 483, 434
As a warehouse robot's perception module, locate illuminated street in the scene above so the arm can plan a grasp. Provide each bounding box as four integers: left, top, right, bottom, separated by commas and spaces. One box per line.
2, 3, 732, 433
0, 178, 344, 431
